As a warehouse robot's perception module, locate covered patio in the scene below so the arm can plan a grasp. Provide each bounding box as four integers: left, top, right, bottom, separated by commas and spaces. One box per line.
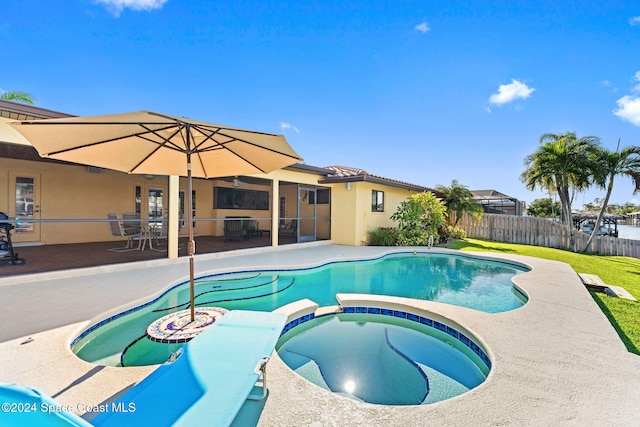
1, 101, 334, 267
0, 234, 292, 276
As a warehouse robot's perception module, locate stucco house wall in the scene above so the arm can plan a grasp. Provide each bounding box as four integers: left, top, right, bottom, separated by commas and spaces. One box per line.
331, 181, 418, 246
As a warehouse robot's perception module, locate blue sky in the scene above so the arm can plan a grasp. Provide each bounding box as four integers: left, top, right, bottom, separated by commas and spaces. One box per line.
3, 0, 640, 207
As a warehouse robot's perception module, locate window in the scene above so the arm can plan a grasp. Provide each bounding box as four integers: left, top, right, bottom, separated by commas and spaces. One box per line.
214, 187, 269, 210
135, 186, 142, 215
308, 188, 330, 204
14, 176, 35, 233
148, 188, 164, 220
371, 190, 384, 212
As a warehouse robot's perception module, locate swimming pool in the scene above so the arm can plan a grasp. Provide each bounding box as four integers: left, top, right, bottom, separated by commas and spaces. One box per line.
71, 252, 528, 367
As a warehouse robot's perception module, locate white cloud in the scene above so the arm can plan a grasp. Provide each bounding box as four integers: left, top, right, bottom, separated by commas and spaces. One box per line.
95, 0, 167, 16
415, 22, 430, 33
280, 122, 300, 133
633, 71, 640, 92
602, 80, 619, 93
488, 79, 535, 106
613, 96, 640, 126
630, 16, 640, 26
613, 71, 640, 125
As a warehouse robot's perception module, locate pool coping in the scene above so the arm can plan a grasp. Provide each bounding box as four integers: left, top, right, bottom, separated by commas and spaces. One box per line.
1, 244, 639, 425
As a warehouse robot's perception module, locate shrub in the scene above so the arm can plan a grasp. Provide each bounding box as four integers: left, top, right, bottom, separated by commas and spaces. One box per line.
367, 227, 399, 246
445, 225, 467, 240
396, 228, 433, 246
391, 192, 448, 246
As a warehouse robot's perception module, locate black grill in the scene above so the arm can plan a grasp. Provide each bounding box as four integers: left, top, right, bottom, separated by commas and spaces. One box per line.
0, 212, 25, 266
0, 212, 14, 230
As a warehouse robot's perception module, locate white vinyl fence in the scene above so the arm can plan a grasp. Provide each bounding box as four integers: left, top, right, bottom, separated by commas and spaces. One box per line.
455, 213, 640, 259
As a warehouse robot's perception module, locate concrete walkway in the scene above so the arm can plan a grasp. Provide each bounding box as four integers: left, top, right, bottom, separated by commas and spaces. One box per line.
1, 243, 639, 426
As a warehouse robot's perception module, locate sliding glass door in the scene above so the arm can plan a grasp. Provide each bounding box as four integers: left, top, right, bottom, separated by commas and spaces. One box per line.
278, 182, 331, 244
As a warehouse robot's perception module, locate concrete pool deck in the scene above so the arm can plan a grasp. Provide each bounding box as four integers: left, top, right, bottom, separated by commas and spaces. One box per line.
1, 243, 639, 425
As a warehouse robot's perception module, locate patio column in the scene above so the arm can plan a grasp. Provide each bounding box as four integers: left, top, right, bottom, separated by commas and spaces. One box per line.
271, 178, 279, 247
167, 175, 179, 259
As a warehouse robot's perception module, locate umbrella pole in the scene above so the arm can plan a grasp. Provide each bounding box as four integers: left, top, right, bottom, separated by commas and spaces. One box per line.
187, 152, 196, 322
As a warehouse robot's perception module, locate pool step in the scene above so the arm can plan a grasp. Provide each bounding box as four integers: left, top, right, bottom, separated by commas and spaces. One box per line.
294, 360, 331, 391
417, 363, 469, 404
578, 273, 637, 301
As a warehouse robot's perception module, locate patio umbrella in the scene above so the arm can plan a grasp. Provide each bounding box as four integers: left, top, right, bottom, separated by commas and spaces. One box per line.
12, 110, 303, 321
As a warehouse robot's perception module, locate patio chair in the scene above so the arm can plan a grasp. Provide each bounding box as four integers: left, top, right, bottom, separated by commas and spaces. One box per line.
148, 218, 168, 252
122, 212, 142, 232
224, 217, 248, 242
279, 219, 297, 238
247, 219, 268, 239
107, 213, 143, 252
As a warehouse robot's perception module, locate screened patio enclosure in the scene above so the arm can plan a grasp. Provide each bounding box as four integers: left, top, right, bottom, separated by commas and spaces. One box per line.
278, 181, 331, 243
212, 177, 330, 246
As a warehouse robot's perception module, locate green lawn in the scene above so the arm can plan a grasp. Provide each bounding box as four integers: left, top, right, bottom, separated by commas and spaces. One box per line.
445, 238, 640, 355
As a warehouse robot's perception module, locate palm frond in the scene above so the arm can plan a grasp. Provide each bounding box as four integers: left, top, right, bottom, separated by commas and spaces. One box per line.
0, 90, 36, 105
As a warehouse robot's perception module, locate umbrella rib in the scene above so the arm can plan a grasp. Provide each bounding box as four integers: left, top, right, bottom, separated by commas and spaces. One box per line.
187, 126, 220, 177
188, 125, 267, 176
145, 112, 282, 138
127, 124, 186, 173
194, 123, 281, 137
188, 125, 302, 177
40, 123, 183, 157
42, 122, 190, 173
191, 124, 302, 159
20, 117, 283, 138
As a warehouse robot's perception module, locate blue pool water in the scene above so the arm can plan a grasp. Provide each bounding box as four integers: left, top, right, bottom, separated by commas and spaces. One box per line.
71, 252, 528, 367
277, 314, 489, 405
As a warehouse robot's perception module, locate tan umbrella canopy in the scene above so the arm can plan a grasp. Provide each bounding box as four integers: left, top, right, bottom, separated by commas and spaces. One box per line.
12, 110, 303, 321
0, 117, 32, 146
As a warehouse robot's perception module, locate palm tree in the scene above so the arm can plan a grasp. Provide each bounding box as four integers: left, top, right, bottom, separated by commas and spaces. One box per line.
435, 180, 483, 226
521, 132, 601, 250
584, 141, 640, 252
1, 90, 35, 105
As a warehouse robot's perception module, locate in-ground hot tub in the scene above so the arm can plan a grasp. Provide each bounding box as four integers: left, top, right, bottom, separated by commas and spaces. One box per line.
277, 301, 490, 405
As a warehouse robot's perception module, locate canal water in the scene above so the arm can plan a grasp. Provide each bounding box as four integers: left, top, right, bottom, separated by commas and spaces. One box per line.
617, 224, 640, 241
